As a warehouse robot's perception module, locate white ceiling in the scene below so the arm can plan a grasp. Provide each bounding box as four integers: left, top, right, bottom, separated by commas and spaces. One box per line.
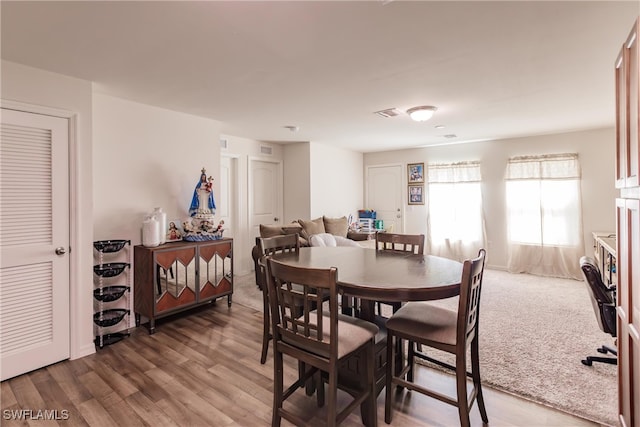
1, 1, 638, 153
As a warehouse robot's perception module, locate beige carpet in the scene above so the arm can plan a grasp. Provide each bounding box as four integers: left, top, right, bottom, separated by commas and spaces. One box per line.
232, 269, 617, 426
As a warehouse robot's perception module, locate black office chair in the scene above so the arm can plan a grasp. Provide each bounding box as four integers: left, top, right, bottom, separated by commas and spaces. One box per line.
579, 256, 617, 366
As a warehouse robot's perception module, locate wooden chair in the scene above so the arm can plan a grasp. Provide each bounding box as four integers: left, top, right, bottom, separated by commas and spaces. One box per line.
265, 256, 378, 427
256, 234, 301, 364
374, 232, 425, 315
384, 248, 488, 427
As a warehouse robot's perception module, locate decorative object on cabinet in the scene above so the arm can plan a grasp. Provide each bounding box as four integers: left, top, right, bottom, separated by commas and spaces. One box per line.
93, 239, 131, 348
166, 220, 183, 242
182, 167, 225, 241
134, 238, 233, 334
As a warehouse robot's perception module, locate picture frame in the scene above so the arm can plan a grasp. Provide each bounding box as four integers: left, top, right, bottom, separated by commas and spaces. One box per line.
166, 219, 184, 242
408, 184, 425, 205
408, 162, 424, 183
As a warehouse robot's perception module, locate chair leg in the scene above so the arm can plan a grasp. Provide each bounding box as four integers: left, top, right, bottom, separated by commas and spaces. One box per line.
582, 356, 617, 366
598, 345, 617, 356
385, 332, 395, 424
361, 341, 377, 427
327, 369, 338, 427
456, 354, 471, 427
471, 338, 488, 423
260, 288, 270, 364
272, 348, 284, 427
407, 341, 415, 383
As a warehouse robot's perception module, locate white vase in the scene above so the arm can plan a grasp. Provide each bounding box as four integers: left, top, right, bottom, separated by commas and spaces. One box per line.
142, 215, 160, 247
153, 207, 167, 244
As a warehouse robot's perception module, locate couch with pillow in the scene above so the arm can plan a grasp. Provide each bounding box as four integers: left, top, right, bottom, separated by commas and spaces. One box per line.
252, 216, 358, 287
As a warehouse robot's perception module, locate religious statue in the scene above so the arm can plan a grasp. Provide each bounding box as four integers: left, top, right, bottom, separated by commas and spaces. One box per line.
189, 169, 216, 217
183, 167, 224, 241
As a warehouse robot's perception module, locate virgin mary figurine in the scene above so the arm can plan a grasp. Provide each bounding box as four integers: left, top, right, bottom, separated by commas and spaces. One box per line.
189, 168, 216, 217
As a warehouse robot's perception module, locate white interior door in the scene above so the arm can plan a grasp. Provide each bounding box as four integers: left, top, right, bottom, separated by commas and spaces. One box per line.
249, 158, 283, 239
0, 108, 70, 381
366, 165, 404, 233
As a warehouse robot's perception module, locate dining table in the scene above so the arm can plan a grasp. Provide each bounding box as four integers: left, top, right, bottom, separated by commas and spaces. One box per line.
270, 245, 464, 423
271, 245, 464, 322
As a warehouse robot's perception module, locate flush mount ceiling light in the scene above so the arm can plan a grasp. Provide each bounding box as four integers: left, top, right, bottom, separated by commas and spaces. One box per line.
407, 106, 438, 122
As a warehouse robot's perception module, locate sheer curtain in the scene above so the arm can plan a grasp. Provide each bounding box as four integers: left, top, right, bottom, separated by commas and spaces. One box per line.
505, 153, 584, 279
427, 161, 486, 262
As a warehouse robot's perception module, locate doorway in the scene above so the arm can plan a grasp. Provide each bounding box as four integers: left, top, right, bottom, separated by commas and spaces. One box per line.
0, 107, 70, 380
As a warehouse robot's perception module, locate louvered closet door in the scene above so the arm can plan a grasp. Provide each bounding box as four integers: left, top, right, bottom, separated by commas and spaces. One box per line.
0, 108, 70, 381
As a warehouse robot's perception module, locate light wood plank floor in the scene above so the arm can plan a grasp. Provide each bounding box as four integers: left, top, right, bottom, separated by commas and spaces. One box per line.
1, 301, 603, 426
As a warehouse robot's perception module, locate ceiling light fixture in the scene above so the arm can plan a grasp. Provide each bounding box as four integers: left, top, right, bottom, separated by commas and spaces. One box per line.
407, 106, 437, 122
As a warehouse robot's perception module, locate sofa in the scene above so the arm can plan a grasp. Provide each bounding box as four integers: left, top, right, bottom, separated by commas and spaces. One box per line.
252, 216, 358, 289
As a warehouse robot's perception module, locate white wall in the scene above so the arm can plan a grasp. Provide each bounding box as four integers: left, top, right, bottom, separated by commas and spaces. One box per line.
92, 93, 223, 241
283, 142, 311, 222
309, 142, 364, 220
223, 135, 284, 274
364, 127, 616, 269
1, 60, 95, 359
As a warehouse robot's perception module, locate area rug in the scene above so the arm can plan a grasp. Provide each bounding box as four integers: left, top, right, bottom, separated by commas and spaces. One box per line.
232, 269, 617, 425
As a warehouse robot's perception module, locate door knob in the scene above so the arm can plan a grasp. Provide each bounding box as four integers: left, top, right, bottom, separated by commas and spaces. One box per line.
55, 247, 67, 255
274, 217, 279, 222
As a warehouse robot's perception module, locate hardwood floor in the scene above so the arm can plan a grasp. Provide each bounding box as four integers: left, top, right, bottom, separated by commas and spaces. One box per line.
1, 301, 601, 426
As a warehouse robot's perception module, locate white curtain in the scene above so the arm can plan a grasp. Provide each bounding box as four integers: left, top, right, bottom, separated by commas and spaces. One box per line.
427, 161, 487, 262
505, 153, 584, 279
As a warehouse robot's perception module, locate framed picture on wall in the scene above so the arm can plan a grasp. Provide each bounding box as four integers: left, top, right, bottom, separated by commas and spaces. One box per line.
408, 162, 424, 183
408, 184, 424, 205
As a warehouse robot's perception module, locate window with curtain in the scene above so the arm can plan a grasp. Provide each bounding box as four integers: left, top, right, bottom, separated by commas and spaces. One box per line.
505, 153, 584, 279
427, 161, 486, 262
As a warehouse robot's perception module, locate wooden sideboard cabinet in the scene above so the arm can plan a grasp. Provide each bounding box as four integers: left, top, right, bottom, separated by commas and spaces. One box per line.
134, 238, 233, 333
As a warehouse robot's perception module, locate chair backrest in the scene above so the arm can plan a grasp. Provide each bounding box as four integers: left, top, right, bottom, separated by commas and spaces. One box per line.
457, 248, 486, 347
255, 233, 301, 293
258, 233, 301, 258
375, 232, 425, 255
579, 256, 617, 336
265, 256, 339, 360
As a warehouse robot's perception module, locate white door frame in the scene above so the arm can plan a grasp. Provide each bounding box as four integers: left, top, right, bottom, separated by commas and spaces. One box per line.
1, 99, 83, 359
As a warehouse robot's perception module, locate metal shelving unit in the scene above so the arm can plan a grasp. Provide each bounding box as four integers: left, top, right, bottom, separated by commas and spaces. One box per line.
93, 239, 132, 348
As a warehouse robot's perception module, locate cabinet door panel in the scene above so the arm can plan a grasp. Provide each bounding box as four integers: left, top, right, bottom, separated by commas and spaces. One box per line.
198, 241, 233, 301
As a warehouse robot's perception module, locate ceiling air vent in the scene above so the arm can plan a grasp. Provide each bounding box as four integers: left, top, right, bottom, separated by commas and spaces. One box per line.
219, 138, 228, 149
374, 108, 401, 118
260, 145, 273, 155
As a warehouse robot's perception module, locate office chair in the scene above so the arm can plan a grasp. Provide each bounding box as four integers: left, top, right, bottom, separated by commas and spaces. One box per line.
579, 256, 617, 366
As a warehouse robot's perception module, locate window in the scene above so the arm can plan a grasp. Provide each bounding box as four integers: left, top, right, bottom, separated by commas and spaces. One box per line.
505, 153, 584, 279
427, 161, 486, 262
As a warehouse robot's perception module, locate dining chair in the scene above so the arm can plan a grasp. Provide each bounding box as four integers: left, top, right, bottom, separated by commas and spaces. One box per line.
384, 248, 488, 427
374, 232, 425, 316
264, 256, 379, 427
256, 233, 301, 364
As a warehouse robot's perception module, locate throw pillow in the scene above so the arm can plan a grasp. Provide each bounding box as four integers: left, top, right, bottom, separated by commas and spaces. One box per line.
259, 224, 284, 238
310, 233, 337, 247
334, 236, 361, 247
323, 216, 348, 237
298, 217, 325, 241
281, 222, 303, 235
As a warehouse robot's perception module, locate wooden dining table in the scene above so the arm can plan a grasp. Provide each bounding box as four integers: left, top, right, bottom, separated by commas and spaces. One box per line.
270, 245, 465, 419
271, 245, 464, 322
